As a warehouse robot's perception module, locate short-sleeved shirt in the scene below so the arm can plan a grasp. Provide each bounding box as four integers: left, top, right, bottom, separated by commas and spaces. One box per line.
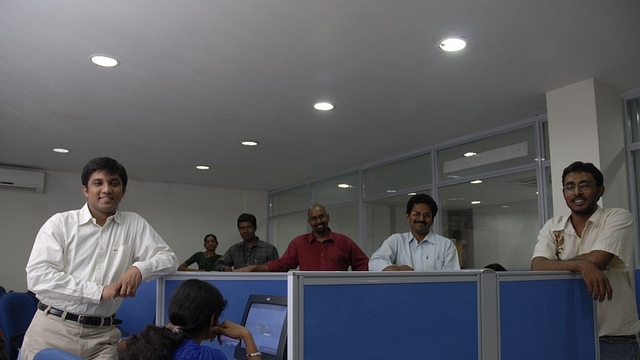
214, 238, 279, 271
532, 206, 640, 336
368, 232, 460, 271
265, 230, 369, 272
182, 252, 221, 271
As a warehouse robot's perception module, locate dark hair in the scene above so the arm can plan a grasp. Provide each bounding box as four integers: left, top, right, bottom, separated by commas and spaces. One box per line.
406, 194, 438, 218
81, 157, 128, 187
203, 234, 217, 243
561, 161, 604, 187
484, 263, 507, 271
237, 213, 257, 229
121, 280, 227, 360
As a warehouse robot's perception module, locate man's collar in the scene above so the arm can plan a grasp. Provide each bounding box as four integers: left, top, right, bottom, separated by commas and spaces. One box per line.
563, 205, 604, 229
308, 229, 332, 243
79, 203, 120, 225
239, 237, 260, 247
409, 231, 433, 244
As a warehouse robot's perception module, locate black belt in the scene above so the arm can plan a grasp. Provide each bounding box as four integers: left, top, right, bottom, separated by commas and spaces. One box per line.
38, 302, 122, 326
600, 335, 638, 340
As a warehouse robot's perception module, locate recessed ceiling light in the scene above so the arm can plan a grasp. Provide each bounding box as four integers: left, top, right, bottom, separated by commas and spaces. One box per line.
502, 205, 510, 208
471, 200, 481, 205
470, 180, 483, 184
314, 102, 334, 111
337, 183, 353, 189
241, 141, 259, 146
196, 165, 210, 170
464, 152, 476, 157
437, 38, 466, 52
53, 148, 69, 154
407, 192, 417, 196
90, 55, 120, 68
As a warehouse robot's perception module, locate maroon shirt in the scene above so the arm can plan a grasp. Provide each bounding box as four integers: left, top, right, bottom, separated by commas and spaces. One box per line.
266, 230, 369, 271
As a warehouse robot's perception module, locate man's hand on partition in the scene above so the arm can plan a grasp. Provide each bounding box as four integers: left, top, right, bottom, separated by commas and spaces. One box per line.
117, 266, 143, 298
579, 261, 612, 302
101, 282, 121, 301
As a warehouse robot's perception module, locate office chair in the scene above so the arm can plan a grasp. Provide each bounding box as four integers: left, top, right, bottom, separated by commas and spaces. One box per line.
0, 292, 37, 360
33, 348, 83, 360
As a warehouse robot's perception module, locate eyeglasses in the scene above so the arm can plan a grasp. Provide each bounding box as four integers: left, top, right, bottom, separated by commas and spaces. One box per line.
309, 213, 328, 222
562, 182, 595, 192
409, 211, 432, 219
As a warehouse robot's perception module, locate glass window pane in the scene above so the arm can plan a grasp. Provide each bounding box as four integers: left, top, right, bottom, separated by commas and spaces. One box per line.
268, 211, 308, 255
364, 191, 430, 256
628, 98, 640, 143
269, 185, 307, 216
311, 172, 359, 206
437, 126, 536, 180
633, 150, 640, 234
542, 121, 550, 161
325, 202, 360, 247
363, 153, 431, 197
439, 170, 539, 269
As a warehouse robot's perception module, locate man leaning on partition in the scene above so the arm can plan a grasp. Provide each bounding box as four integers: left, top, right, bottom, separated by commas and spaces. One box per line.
531, 161, 640, 360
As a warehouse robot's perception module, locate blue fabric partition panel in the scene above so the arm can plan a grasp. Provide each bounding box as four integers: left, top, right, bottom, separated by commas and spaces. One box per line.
499, 276, 596, 360
160, 274, 287, 360
301, 278, 479, 360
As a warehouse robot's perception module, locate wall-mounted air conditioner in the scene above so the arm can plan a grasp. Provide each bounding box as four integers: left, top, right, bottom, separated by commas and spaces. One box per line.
0, 167, 46, 193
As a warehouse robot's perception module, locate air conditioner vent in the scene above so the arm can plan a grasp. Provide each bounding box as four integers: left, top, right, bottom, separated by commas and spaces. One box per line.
0, 167, 45, 193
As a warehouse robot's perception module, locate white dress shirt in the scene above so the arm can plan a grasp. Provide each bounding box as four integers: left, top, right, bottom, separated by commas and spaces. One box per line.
369, 231, 460, 271
26, 203, 178, 317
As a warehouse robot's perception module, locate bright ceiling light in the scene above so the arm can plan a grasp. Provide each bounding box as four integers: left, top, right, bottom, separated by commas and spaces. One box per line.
241, 141, 259, 146
407, 192, 417, 196
196, 165, 210, 170
464, 152, 476, 157
337, 183, 353, 189
53, 148, 69, 154
314, 102, 334, 111
471, 200, 481, 205
437, 38, 466, 52
470, 180, 483, 184
386, 189, 397, 193
90, 55, 120, 68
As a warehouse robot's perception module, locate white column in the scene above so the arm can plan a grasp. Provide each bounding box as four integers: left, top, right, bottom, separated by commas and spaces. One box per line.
546, 78, 628, 215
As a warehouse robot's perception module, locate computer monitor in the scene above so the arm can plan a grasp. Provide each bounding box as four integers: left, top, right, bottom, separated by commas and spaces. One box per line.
234, 294, 287, 360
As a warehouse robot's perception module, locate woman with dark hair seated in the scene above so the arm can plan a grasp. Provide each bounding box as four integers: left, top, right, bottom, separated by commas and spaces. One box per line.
121, 279, 261, 360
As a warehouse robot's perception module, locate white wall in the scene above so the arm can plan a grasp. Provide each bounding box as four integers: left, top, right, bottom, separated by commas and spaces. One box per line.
0, 171, 268, 292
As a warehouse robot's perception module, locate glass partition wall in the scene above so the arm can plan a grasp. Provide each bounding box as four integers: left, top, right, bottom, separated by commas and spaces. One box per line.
269, 115, 551, 269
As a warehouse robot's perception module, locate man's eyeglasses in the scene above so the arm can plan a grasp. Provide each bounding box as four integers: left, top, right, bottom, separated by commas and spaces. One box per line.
309, 213, 328, 222
409, 211, 432, 219
562, 182, 595, 192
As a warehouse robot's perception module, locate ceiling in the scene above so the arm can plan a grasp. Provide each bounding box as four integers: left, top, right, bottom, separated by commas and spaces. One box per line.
2, 0, 639, 192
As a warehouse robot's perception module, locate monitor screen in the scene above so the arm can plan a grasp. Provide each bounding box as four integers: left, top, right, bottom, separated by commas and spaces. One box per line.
235, 295, 287, 360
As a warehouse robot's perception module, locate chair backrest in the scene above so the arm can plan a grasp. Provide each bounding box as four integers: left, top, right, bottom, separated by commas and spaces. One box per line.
0, 292, 37, 360
116, 279, 156, 337
33, 348, 84, 360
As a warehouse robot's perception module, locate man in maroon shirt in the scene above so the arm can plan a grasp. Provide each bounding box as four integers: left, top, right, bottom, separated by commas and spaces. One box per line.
236, 204, 369, 272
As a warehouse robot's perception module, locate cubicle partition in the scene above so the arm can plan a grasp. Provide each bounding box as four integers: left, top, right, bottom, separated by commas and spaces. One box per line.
287, 270, 498, 360
497, 271, 598, 360
155, 271, 598, 360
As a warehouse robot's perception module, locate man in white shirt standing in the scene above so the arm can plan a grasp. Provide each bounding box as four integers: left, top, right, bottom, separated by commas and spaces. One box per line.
531, 161, 640, 360
369, 193, 460, 271
21, 157, 178, 360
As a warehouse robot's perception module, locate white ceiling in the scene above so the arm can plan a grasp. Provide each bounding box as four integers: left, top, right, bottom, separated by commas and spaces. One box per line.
1, 0, 639, 192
